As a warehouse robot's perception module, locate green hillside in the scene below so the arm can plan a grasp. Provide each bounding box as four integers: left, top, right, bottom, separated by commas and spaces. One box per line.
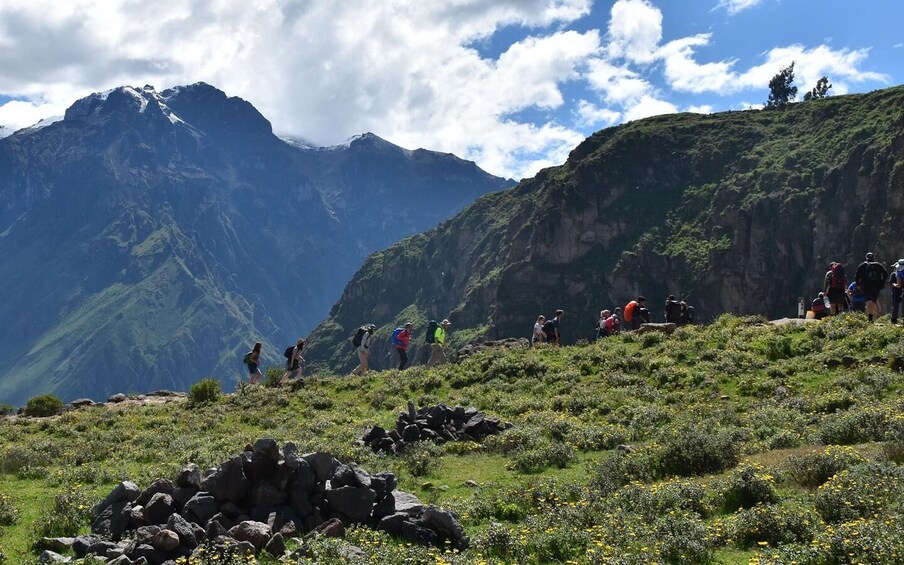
1, 314, 903, 563
305, 85, 904, 373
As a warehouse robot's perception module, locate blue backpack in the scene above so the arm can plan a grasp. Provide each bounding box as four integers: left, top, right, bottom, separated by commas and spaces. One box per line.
391, 327, 404, 346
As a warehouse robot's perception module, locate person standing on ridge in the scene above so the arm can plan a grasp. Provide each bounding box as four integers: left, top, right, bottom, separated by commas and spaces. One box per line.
596, 310, 611, 340
245, 342, 263, 384
281, 338, 305, 385
855, 252, 889, 322
624, 297, 649, 330
823, 262, 849, 315
427, 319, 451, 367
607, 307, 622, 334
351, 324, 376, 375
889, 259, 904, 324
392, 323, 413, 370
664, 295, 682, 324
532, 315, 546, 346
552, 309, 564, 346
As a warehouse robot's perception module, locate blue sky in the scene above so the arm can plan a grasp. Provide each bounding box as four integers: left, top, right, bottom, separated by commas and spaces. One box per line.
0, 0, 900, 178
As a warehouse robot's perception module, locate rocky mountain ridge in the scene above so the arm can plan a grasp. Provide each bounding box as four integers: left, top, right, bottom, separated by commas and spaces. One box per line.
0, 83, 511, 404
306, 85, 904, 371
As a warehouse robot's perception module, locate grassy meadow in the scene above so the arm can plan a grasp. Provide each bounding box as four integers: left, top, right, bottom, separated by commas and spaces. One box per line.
1, 313, 903, 563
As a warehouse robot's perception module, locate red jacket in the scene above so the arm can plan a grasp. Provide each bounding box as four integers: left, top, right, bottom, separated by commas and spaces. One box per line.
396, 329, 411, 350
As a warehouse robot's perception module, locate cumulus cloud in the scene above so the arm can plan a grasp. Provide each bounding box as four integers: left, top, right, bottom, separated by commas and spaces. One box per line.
575, 100, 621, 127
623, 95, 678, 122
606, 0, 662, 63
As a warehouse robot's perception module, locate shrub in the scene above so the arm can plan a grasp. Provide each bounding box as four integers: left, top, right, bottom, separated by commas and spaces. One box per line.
401, 442, 442, 478
815, 463, 904, 523
816, 407, 888, 445
786, 445, 866, 487
34, 487, 92, 537
24, 394, 63, 417
0, 404, 14, 416
509, 440, 576, 474
0, 494, 17, 527
724, 503, 816, 548
658, 426, 740, 477
719, 463, 779, 513
188, 378, 221, 406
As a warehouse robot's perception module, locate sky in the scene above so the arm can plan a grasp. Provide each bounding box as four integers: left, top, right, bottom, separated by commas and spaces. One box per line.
0, 0, 900, 179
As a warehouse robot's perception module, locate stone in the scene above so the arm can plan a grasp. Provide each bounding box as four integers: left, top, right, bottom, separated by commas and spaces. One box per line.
252, 438, 280, 461
36, 537, 75, 553
172, 486, 198, 510
219, 501, 245, 520
166, 512, 199, 550
271, 461, 295, 491
636, 322, 677, 335
72, 535, 104, 557
128, 504, 146, 529
131, 544, 167, 564
144, 492, 175, 525
228, 521, 271, 551
290, 487, 315, 519
301, 452, 340, 483
38, 550, 71, 563
70, 398, 94, 408
264, 532, 286, 557
135, 478, 175, 508
362, 425, 386, 443
290, 458, 317, 492
401, 424, 421, 443
392, 491, 424, 516
182, 492, 218, 525
152, 529, 180, 551
206, 519, 229, 541
93, 481, 141, 517
312, 517, 345, 538
324, 486, 376, 524
421, 505, 466, 542
339, 543, 366, 561
107, 556, 134, 565
175, 463, 201, 489
108, 393, 127, 403
92, 501, 131, 541
202, 456, 249, 503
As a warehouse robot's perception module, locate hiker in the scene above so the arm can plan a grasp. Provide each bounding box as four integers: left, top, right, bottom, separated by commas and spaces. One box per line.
281, 338, 305, 385
890, 259, 904, 324
678, 301, 695, 325
624, 296, 649, 330
532, 315, 546, 346
847, 281, 866, 313
391, 323, 413, 370
550, 309, 564, 346
664, 295, 682, 324
607, 307, 622, 334
595, 310, 611, 340
427, 319, 451, 367
854, 252, 889, 322
823, 262, 848, 314
244, 342, 262, 384
351, 324, 376, 375
811, 292, 829, 320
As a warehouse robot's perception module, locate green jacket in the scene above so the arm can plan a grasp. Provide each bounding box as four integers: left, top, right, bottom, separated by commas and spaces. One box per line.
435, 327, 446, 345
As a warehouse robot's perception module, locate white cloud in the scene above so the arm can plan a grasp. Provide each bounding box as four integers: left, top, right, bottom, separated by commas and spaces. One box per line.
623, 95, 678, 122
0, 98, 69, 133
686, 104, 714, 114
575, 100, 621, 127
606, 0, 662, 63
657, 34, 738, 93
895, 43, 903, 48
716, 0, 764, 15
584, 58, 651, 104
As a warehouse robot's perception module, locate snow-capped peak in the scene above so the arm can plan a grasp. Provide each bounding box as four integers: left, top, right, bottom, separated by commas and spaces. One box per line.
64, 85, 186, 125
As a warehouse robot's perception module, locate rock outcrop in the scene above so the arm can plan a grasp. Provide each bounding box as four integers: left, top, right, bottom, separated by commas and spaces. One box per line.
69, 439, 467, 564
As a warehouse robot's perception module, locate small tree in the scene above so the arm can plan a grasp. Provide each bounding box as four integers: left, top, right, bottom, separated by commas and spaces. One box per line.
24, 394, 63, 417
803, 76, 832, 101
765, 62, 797, 108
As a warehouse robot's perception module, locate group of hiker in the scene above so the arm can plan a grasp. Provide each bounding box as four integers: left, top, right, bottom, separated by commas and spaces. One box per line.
811, 252, 904, 323
350, 319, 452, 375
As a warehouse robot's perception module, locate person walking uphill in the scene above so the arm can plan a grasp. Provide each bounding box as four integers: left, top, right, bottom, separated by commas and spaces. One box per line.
391, 323, 413, 370
823, 262, 848, 315
855, 252, 888, 322
281, 338, 306, 385
532, 315, 546, 346
427, 319, 451, 367
351, 324, 376, 376
243, 342, 262, 384
889, 259, 904, 323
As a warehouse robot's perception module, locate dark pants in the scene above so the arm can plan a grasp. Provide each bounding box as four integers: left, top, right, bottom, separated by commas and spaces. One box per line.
397, 348, 408, 370
892, 291, 903, 323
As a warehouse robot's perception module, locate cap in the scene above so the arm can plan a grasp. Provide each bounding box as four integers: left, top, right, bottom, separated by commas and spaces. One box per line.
866, 252, 875, 261
441, 319, 451, 326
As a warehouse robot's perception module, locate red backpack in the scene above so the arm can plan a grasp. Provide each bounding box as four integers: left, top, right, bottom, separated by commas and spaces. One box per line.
829, 262, 846, 289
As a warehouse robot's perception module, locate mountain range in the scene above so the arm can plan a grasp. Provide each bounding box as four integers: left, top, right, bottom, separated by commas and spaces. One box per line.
306, 85, 904, 372
0, 83, 511, 404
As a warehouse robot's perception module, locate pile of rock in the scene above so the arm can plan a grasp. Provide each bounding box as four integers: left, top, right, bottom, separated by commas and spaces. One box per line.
361, 401, 510, 454
455, 337, 529, 362
40, 439, 467, 564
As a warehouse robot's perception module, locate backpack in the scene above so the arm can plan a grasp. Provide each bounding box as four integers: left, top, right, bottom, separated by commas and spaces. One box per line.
542, 319, 556, 340
685, 306, 695, 323
605, 316, 617, 333
425, 320, 438, 344
242, 351, 253, 364
391, 327, 404, 347
829, 262, 846, 289
284, 345, 295, 359
866, 262, 885, 284
665, 300, 682, 322
352, 327, 367, 348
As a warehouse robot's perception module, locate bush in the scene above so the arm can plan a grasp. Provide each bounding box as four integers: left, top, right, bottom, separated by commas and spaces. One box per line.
188, 378, 221, 406
509, 440, 576, 474
786, 445, 866, 487
724, 503, 816, 548
0, 494, 17, 527
719, 463, 779, 513
816, 407, 888, 445
401, 442, 442, 477
815, 463, 904, 523
658, 426, 740, 477
34, 487, 92, 537
0, 404, 14, 416
24, 394, 63, 417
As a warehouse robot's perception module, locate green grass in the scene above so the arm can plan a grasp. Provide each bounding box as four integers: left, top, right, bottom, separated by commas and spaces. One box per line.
2, 314, 904, 563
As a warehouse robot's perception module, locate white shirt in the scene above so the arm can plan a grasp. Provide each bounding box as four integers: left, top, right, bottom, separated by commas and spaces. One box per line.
533, 322, 544, 342
358, 331, 372, 353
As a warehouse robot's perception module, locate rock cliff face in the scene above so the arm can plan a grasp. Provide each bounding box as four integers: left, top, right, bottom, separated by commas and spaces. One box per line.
0, 83, 511, 404
307, 86, 904, 371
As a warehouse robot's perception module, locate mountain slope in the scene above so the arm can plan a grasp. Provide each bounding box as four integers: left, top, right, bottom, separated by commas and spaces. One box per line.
0, 84, 511, 404
307, 85, 904, 370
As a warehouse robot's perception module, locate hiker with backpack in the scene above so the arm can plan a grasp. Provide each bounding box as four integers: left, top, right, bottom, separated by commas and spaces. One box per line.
543, 309, 564, 346
595, 310, 611, 340
854, 252, 889, 322
848, 281, 866, 313
811, 292, 829, 320
281, 338, 306, 385
889, 259, 904, 324
243, 342, 263, 384
607, 307, 622, 334
664, 295, 682, 324
823, 262, 849, 315
391, 323, 413, 370
351, 324, 376, 376
427, 319, 451, 367
624, 297, 649, 330
679, 302, 695, 325
533, 315, 546, 346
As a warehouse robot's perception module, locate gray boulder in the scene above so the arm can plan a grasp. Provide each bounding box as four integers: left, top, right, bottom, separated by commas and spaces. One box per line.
38, 550, 71, 563
107, 393, 127, 403
152, 529, 180, 551
93, 481, 141, 517
264, 532, 286, 558
421, 505, 466, 545
324, 486, 376, 524
92, 501, 131, 540
228, 521, 271, 551
175, 463, 201, 489
182, 492, 218, 525
391, 491, 424, 516
144, 492, 175, 525
301, 452, 340, 483
135, 479, 175, 508
202, 456, 249, 503
166, 513, 199, 550
248, 480, 287, 508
